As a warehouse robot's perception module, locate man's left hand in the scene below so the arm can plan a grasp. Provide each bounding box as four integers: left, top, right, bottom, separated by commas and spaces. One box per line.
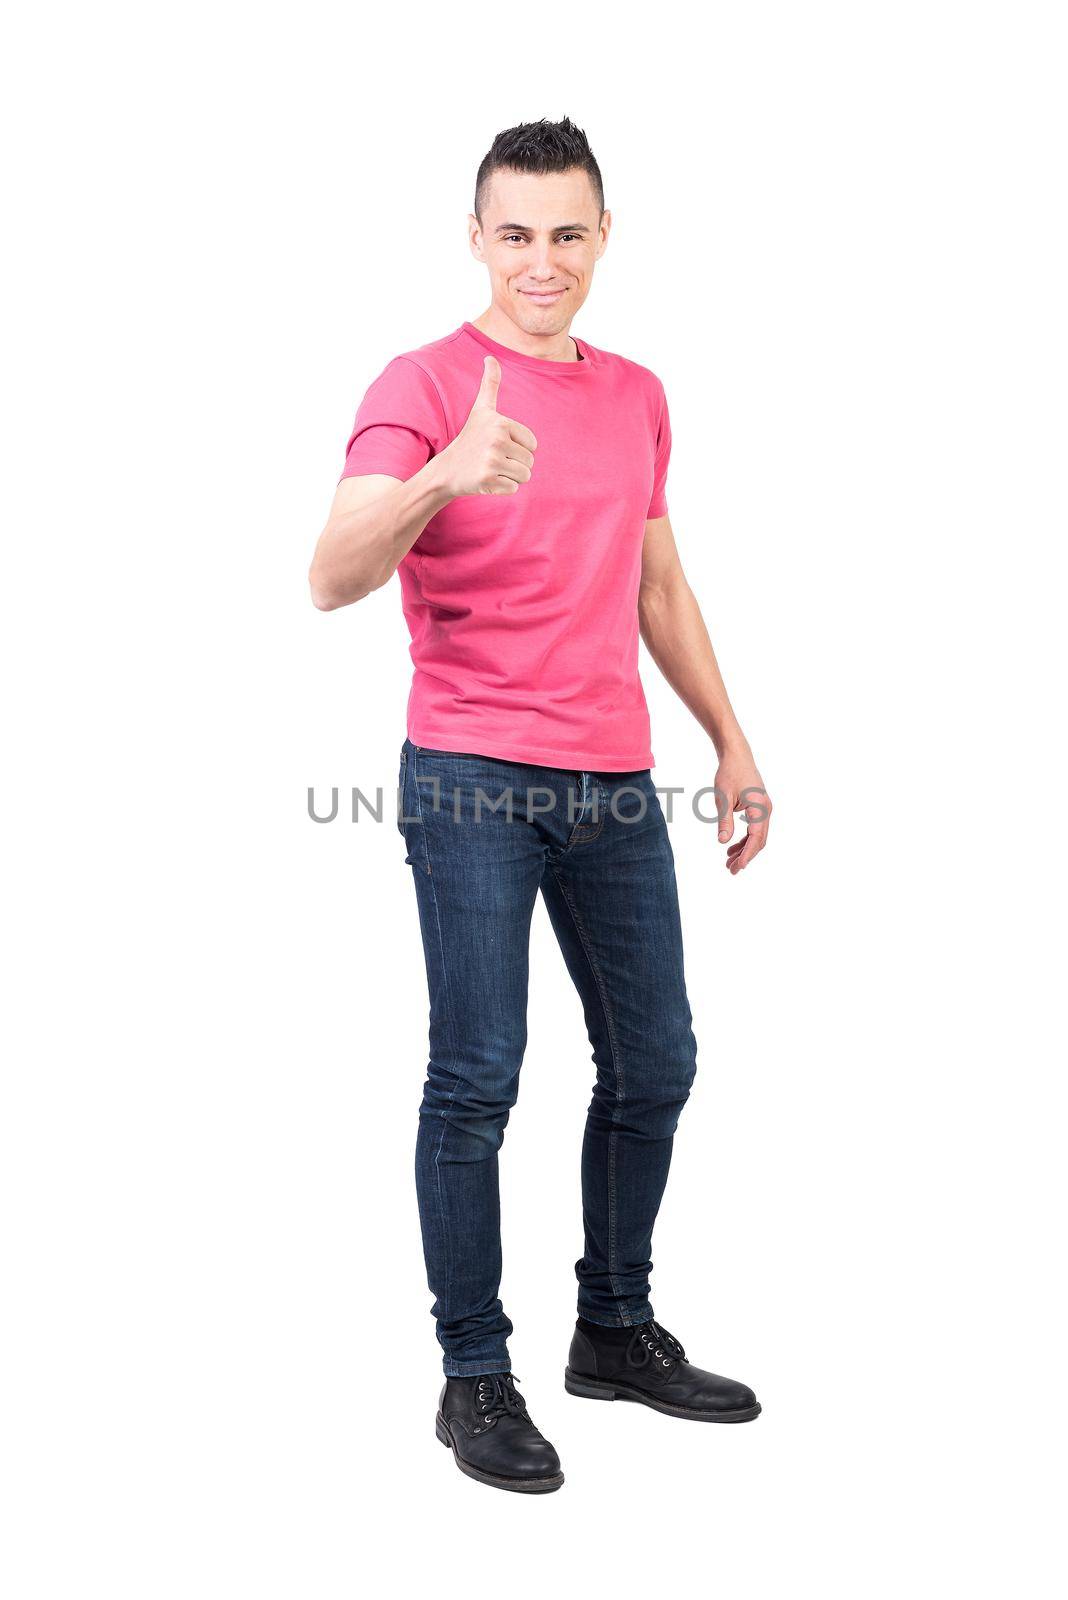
715, 748, 772, 874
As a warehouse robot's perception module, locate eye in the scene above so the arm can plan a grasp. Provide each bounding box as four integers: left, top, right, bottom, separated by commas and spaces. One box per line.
558, 233, 582, 243
503, 234, 527, 244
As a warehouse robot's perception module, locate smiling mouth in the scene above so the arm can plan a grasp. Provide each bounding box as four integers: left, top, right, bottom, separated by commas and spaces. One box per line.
519, 288, 567, 300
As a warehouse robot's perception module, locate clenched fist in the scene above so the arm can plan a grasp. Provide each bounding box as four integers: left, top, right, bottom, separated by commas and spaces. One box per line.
437, 356, 538, 497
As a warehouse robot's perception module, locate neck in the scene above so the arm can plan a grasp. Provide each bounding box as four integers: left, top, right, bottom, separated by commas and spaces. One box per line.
472, 306, 579, 362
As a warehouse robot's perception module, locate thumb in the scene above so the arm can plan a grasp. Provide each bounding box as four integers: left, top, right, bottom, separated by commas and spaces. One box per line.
717, 786, 735, 843
474, 354, 501, 410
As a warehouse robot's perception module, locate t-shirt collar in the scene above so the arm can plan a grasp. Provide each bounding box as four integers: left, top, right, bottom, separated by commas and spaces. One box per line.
460, 320, 593, 375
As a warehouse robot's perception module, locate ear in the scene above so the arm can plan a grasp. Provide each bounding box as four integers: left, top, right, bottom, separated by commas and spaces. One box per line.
467, 213, 485, 262
595, 208, 612, 260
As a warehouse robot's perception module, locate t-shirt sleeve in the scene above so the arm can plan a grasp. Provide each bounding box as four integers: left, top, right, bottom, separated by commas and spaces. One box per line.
339, 356, 447, 483
647, 380, 672, 519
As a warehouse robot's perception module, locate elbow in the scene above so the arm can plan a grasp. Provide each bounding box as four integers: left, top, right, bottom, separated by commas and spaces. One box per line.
639, 570, 689, 616
310, 577, 342, 611
308, 565, 370, 612
310, 584, 368, 612
308, 568, 340, 610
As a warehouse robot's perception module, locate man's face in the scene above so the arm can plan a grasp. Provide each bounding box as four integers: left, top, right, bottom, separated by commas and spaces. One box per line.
468, 167, 610, 336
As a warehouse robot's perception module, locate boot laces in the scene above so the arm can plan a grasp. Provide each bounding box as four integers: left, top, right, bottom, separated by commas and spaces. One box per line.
475, 1373, 529, 1424
626, 1320, 686, 1374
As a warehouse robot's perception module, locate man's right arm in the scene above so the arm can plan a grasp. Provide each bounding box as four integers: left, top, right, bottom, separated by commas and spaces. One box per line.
308, 466, 454, 611
308, 355, 536, 611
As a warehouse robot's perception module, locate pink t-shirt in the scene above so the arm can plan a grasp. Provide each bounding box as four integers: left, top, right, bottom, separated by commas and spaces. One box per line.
341, 321, 671, 770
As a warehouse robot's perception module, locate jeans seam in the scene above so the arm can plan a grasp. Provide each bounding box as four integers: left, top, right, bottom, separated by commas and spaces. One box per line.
548, 863, 626, 1305
413, 746, 458, 1339
563, 773, 587, 848
396, 747, 409, 837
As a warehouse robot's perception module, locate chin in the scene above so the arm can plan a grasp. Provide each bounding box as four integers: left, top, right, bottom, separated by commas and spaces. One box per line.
512, 299, 571, 334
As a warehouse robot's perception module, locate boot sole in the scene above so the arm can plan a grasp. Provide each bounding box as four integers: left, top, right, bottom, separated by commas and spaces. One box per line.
435, 1415, 565, 1493
564, 1367, 762, 1423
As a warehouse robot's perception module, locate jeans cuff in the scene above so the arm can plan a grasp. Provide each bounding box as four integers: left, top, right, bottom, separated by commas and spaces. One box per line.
577, 1302, 654, 1328
442, 1357, 512, 1377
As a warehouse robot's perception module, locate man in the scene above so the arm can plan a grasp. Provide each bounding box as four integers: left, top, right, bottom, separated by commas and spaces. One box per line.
309, 118, 771, 1495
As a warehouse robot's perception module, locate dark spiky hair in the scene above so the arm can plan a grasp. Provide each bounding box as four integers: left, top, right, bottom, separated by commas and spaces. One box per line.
474, 117, 604, 222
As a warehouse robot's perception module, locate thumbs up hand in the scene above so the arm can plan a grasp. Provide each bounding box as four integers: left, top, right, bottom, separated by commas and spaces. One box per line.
436, 356, 538, 497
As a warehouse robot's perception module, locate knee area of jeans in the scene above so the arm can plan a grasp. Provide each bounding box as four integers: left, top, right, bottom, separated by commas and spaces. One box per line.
420, 1066, 520, 1113
424, 1034, 526, 1077
647, 1103, 691, 1140
428, 1114, 510, 1162
662, 1046, 697, 1102
612, 1078, 695, 1137
419, 1081, 516, 1117
633, 1056, 698, 1107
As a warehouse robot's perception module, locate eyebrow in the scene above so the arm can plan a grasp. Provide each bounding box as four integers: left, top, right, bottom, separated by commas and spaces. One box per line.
494, 222, 591, 234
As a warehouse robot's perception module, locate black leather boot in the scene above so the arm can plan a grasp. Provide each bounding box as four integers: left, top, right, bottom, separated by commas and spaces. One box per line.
565, 1317, 761, 1422
436, 1373, 565, 1493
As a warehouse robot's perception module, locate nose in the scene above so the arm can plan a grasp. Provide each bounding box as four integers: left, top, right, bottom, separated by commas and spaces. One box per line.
528, 249, 557, 281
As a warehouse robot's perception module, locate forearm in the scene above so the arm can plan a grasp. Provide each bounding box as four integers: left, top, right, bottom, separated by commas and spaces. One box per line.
638, 572, 749, 758
309, 459, 455, 610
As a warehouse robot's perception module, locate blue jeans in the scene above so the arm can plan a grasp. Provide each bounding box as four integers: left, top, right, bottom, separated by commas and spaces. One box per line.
398, 739, 698, 1376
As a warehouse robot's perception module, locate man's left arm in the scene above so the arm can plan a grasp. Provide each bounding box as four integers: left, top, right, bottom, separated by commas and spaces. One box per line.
638, 514, 772, 873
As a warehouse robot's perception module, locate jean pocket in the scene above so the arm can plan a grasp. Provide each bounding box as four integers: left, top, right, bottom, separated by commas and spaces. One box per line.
608, 777, 655, 821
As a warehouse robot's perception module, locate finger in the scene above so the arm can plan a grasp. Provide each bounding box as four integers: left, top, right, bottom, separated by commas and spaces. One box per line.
482, 476, 520, 495
493, 459, 532, 485
728, 823, 767, 872
741, 796, 770, 850
475, 355, 501, 411
501, 444, 534, 472
727, 837, 752, 872
745, 819, 769, 858
503, 418, 538, 453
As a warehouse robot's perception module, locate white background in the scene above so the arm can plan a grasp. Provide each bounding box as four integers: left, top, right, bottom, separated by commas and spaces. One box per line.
3, 2, 1065, 1595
